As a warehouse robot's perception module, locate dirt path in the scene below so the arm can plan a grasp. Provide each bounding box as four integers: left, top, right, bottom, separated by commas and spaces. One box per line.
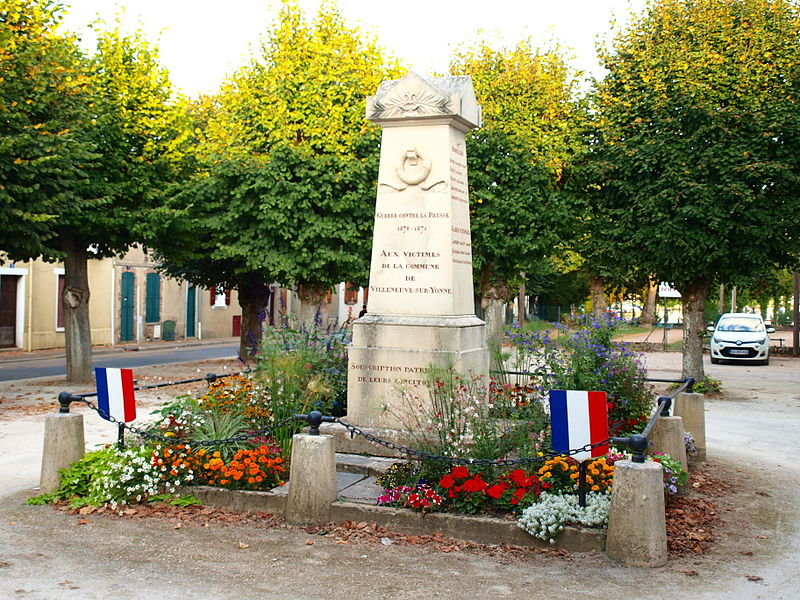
0, 353, 798, 599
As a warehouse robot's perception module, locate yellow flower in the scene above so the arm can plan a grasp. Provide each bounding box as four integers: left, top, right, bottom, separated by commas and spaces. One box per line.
591, 485, 600, 491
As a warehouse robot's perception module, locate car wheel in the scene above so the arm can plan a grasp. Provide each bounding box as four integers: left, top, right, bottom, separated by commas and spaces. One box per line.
710, 357, 720, 364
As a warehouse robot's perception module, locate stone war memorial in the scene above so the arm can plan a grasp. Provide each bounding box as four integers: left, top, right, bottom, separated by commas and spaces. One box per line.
346, 72, 489, 430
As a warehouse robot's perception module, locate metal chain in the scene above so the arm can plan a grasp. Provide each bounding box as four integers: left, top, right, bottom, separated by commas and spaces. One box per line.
333, 418, 613, 468
75, 397, 299, 448
77, 397, 617, 464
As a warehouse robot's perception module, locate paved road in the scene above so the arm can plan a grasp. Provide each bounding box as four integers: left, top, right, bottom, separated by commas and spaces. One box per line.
0, 343, 238, 381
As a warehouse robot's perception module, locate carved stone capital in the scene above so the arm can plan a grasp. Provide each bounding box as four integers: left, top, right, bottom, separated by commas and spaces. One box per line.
366, 71, 481, 130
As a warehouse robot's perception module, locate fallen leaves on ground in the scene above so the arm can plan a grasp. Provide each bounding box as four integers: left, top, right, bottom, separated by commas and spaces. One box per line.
666, 468, 728, 557
303, 520, 571, 562
61, 502, 285, 530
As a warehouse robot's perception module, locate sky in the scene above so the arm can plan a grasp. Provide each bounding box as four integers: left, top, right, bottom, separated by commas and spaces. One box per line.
60, 0, 648, 98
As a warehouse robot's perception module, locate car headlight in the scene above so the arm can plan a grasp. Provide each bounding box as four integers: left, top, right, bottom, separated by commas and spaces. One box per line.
712, 336, 720, 344
756, 338, 766, 345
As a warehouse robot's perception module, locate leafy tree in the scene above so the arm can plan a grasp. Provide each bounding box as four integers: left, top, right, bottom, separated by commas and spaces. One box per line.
150, 0, 400, 343
583, 0, 800, 380
451, 40, 586, 345
0, 2, 190, 381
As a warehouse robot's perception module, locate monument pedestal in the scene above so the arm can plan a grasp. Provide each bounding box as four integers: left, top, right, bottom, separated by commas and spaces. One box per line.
347, 315, 488, 429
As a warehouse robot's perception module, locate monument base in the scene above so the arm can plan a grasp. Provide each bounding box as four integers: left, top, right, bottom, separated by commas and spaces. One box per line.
346, 314, 489, 429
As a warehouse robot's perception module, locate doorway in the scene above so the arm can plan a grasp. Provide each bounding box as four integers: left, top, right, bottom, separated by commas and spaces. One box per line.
0, 275, 19, 348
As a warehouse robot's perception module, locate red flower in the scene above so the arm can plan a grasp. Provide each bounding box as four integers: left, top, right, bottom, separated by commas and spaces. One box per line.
541, 481, 551, 490
513, 488, 526, 496
439, 475, 455, 489
452, 466, 470, 479
509, 469, 527, 485
487, 484, 505, 499
463, 477, 487, 493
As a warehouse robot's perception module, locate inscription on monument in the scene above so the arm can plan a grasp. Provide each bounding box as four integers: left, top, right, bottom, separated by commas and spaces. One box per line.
450, 145, 468, 205
349, 362, 428, 387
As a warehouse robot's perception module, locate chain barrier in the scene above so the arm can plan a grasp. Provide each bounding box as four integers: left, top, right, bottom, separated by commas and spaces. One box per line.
74, 396, 299, 448
333, 418, 612, 468
63, 368, 693, 466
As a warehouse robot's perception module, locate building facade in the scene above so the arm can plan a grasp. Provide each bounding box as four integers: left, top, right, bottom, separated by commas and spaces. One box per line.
0, 246, 241, 351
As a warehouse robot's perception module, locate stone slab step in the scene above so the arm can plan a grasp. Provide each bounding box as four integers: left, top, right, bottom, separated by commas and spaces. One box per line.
335, 452, 402, 477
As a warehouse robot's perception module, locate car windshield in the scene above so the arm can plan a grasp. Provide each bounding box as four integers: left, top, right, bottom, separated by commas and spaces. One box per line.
717, 317, 764, 332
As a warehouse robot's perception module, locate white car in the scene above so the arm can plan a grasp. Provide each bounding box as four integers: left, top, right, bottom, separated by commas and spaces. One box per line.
707, 313, 775, 365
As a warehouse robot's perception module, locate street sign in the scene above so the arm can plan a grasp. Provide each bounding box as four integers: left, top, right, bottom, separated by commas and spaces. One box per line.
658, 282, 681, 298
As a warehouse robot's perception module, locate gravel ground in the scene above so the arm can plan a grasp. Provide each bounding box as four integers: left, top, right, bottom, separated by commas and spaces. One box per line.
0, 351, 798, 599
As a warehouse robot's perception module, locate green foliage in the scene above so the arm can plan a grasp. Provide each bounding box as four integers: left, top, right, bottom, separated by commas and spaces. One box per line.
26, 446, 112, 507
392, 365, 550, 483
651, 452, 689, 495
582, 0, 800, 288
191, 410, 250, 461
375, 462, 419, 490
252, 326, 352, 458
146, 1, 400, 350
146, 493, 202, 507
690, 376, 722, 394
505, 316, 654, 435
26, 445, 164, 508
263, 325, 350, 415
450, 40, 586, 298
0, 0, 97, 263
576, 0, 800, 381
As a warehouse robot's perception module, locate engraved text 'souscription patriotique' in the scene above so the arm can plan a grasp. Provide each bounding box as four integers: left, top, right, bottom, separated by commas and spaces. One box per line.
346, 72, 489, 430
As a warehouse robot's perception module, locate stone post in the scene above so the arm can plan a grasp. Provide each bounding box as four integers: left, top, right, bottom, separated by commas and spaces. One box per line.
285, 434, 337, 526
649, 415, 688, 472
673, 392, 706, 461
605, 460, 667, 567
40, 413, 85, 493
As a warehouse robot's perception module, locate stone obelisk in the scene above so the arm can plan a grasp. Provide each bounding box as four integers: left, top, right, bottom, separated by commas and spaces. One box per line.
346, 72, 489, 429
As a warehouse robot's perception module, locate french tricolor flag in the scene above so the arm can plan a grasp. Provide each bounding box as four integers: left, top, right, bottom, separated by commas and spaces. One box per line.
95, 367, 137, 423
549, 390, 609, 461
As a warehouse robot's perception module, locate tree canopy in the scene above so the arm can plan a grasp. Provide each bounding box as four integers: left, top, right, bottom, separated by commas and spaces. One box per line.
0, 1, 191, 380
147, 0, 401, 349
581, 0, 800, 378
450, 39, 586, 343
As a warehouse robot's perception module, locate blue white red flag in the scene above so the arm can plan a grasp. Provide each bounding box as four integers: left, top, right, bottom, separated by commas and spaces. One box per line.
549, 390, 608, 462
95, 367, 137, 423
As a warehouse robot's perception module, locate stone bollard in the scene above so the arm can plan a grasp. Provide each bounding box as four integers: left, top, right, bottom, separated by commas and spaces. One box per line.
40, 413, 86, 493
673, 392, 706, 461
649, 415, 688, 472
605, 460, 667, 567
285, 433, 337, 526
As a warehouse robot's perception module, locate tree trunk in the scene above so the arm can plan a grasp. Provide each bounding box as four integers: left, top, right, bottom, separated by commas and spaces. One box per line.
679, 277, 710, 382
793, 270, 799, 357
60, 234, 93, 383
480, 277, 510, 359
297, 283, 327, 329
640, 279, 658, 325
589, 276, 607, 318
237, 276, 271, 364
